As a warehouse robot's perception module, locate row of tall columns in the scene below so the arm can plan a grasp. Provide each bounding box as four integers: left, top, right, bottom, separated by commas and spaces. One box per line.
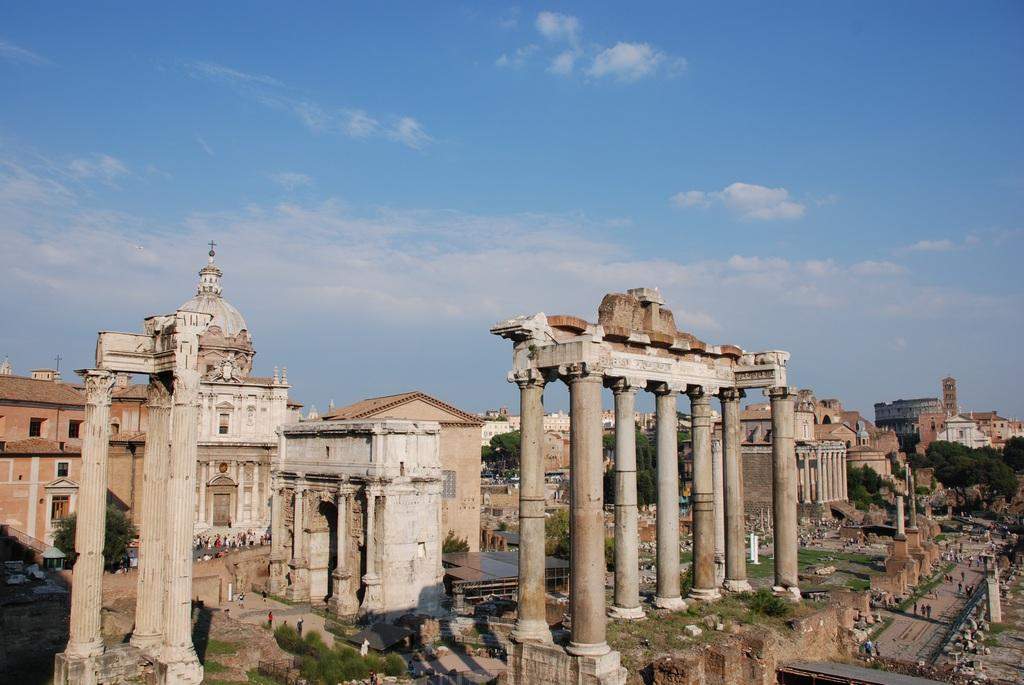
798, 449, 848, 504
510, 376, 800, 658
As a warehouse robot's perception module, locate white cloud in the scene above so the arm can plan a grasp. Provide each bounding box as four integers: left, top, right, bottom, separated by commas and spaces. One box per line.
387, 118, 433, 150
670, 190, 709, 208
182, 61, 431, 150
588, 42, 665, 82
902, 238, 955, 252
0, 39, 49, 66
67, 155, 130, 184
184, 60, 283, 87
803, 259, 838, 277
536, 11, 580, 45
497, 7, 520, 30
496, 44, 538, 69
727, 255, 789, 272
672, 182, 806, 221
269, 172, 313, 191
548, 50, 578, 76
850, 260, 906, 276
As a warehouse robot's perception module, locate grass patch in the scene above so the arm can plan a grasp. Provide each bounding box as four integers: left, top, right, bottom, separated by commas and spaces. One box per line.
272, 625, 405, 683
245, 670, 281, 685
846, 578, 871, 591
204, 660, 230, 674
205, 639, 239, 656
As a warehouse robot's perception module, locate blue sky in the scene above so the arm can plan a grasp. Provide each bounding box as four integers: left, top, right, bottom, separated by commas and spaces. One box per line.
2, 2, 1022, 418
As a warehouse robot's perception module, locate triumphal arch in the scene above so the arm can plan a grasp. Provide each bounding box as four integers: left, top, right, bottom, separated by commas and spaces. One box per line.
492, 288, 797, 685
54, 310, 211, 684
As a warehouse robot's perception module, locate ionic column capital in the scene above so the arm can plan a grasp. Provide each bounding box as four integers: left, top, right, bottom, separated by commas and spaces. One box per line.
80, 369, 115, 406
686, 385, 713, 403
606, 376, 643, 395
561, 362, 604, 384
651, 381, 686, 397
511, 368, 547, 390
768, 385, 795, 400
719, 387, 745, 403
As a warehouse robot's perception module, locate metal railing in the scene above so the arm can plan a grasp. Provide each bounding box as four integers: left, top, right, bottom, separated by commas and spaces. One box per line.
0, 523, 48, 553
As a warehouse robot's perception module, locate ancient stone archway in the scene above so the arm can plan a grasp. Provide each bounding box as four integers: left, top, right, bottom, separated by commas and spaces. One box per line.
309, 496, 337, 603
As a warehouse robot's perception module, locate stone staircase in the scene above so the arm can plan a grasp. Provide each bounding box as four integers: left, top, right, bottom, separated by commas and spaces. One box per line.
829, 500, 865, 524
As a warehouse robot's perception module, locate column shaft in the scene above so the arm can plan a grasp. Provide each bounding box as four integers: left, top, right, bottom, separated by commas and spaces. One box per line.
566, 370, 608, 656
131, 374, 172, 650
711, 437, 726, 585
610, 382, 643, 619
895, 495, 906, 538
907, 471, 918, 529
235, 462, 245, 525
770, 387, 799, 594
65, 370, 114, 659
161, 368, 203, 674
511, 375, 552, 642
197, 462, 207, 525
268, 483, 287, 593
815, 450, 825, 504
841, 454, 848, 500
654, 388, 685, 609
721, 388, 750, 592
689, 389, 719, 600
292, 488, 305, 561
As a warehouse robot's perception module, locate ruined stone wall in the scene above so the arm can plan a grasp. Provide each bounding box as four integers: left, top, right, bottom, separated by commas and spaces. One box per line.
741, 446, 773, 513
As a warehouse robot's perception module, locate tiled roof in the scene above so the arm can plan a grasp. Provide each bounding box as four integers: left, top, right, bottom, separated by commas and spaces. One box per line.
0, 375, 85, 406
113, 383, 148, 400
324, 391, 483, 426
2, 438, 81, 454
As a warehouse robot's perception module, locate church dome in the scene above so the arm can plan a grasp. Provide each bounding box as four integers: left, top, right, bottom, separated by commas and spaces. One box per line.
179, 251, 249, 337
180, 246, 255, 382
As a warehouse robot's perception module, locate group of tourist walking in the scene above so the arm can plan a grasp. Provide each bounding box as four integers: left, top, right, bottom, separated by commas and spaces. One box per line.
194, 528, 270, 551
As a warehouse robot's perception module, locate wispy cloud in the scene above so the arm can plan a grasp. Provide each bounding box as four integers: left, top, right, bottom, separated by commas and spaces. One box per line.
671, 182, 807, 221
901, 238, 956, 253
195, 135, 215, 157
497, 7, 520, 30
269, 172, 313, 191
0, 39, 50, 66
897, 229, 1023, 254
67, 154, 130, 184
496, 44, 538, 69
536, 11, 580, 45
181, 60, 432, 150
587, 42, 683, 82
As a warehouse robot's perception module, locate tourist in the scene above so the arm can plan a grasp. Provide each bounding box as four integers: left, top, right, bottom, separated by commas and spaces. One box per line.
913, 601, 918, 614
267, 610, 273, 628
297, 618, 304, 637
262, 590, 267, 602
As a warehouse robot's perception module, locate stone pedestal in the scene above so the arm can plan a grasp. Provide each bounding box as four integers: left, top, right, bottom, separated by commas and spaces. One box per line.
503, 641, 627, 685
54, 644, 145, 685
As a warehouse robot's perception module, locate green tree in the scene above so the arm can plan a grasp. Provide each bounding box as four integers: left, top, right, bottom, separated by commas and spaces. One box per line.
1003, 436, 1024, 472
486, 430, 521, 471
545, 509, 570, 558
53, 505, 137, 570
442, 531, 469, 553
846, 465, 885, 510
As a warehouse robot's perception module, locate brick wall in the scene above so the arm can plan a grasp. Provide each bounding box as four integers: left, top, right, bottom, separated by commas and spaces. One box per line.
741, 445, 773, 513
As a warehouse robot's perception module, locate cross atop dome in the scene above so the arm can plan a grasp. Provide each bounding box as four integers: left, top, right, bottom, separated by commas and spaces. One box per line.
197, 242, 223, 296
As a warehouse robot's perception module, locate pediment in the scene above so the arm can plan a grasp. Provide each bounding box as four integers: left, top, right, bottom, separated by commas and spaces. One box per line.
45, 477, 79, 490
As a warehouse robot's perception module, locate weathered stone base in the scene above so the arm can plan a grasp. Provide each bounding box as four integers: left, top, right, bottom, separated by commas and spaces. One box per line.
285, 562, 310, 602
153, 654, 203, 685
654, 595, 688, 611
501, 641, 627, 685
687, 587, 722, 602
53, 643, 146, 685
608, 604, 646, 620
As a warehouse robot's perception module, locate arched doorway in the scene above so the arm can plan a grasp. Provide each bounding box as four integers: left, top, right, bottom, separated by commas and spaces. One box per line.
308, 498, 337, 604
207, 475, 237, 527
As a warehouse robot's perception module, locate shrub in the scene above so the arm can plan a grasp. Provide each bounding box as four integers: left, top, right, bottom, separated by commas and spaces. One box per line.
384, 653, 406, 677
747, 588, 791, 618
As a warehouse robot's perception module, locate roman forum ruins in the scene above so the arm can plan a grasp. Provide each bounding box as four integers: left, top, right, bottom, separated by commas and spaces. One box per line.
492, 288, 795, 685
268, 419, 446, 620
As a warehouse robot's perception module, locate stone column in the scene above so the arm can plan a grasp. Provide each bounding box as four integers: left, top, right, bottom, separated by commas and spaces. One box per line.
510, 371, 552, 642
832, 452, 842, 503
815, 450, 825, 505
653, 384, 686, 610
292, 486, 305, 561
895, 495, 906, 538
608, 378, 644, 620
268, 484, 287, 593
985, 558, 1002, 623
565, 365, 609, 657
63, 370, 114, 660
822, 452, 832, 502
197, 461, 207, 526
689, 387, 720, 601
841, 453, 848, 500
328, 489, 357, 617
721, 388, 750, 592
711, 437, 726, 587
802, 457, 812, 504
769, 387, 799, 596
235, 462, 245, 525
907, 471, 918, 530
160, 367, 203, 682
130, 373, 172, 652
360, 486, 383, 616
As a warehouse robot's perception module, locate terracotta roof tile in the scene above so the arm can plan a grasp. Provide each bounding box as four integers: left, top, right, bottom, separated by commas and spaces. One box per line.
3, 438, 81, 454
0, 375, 85, 405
